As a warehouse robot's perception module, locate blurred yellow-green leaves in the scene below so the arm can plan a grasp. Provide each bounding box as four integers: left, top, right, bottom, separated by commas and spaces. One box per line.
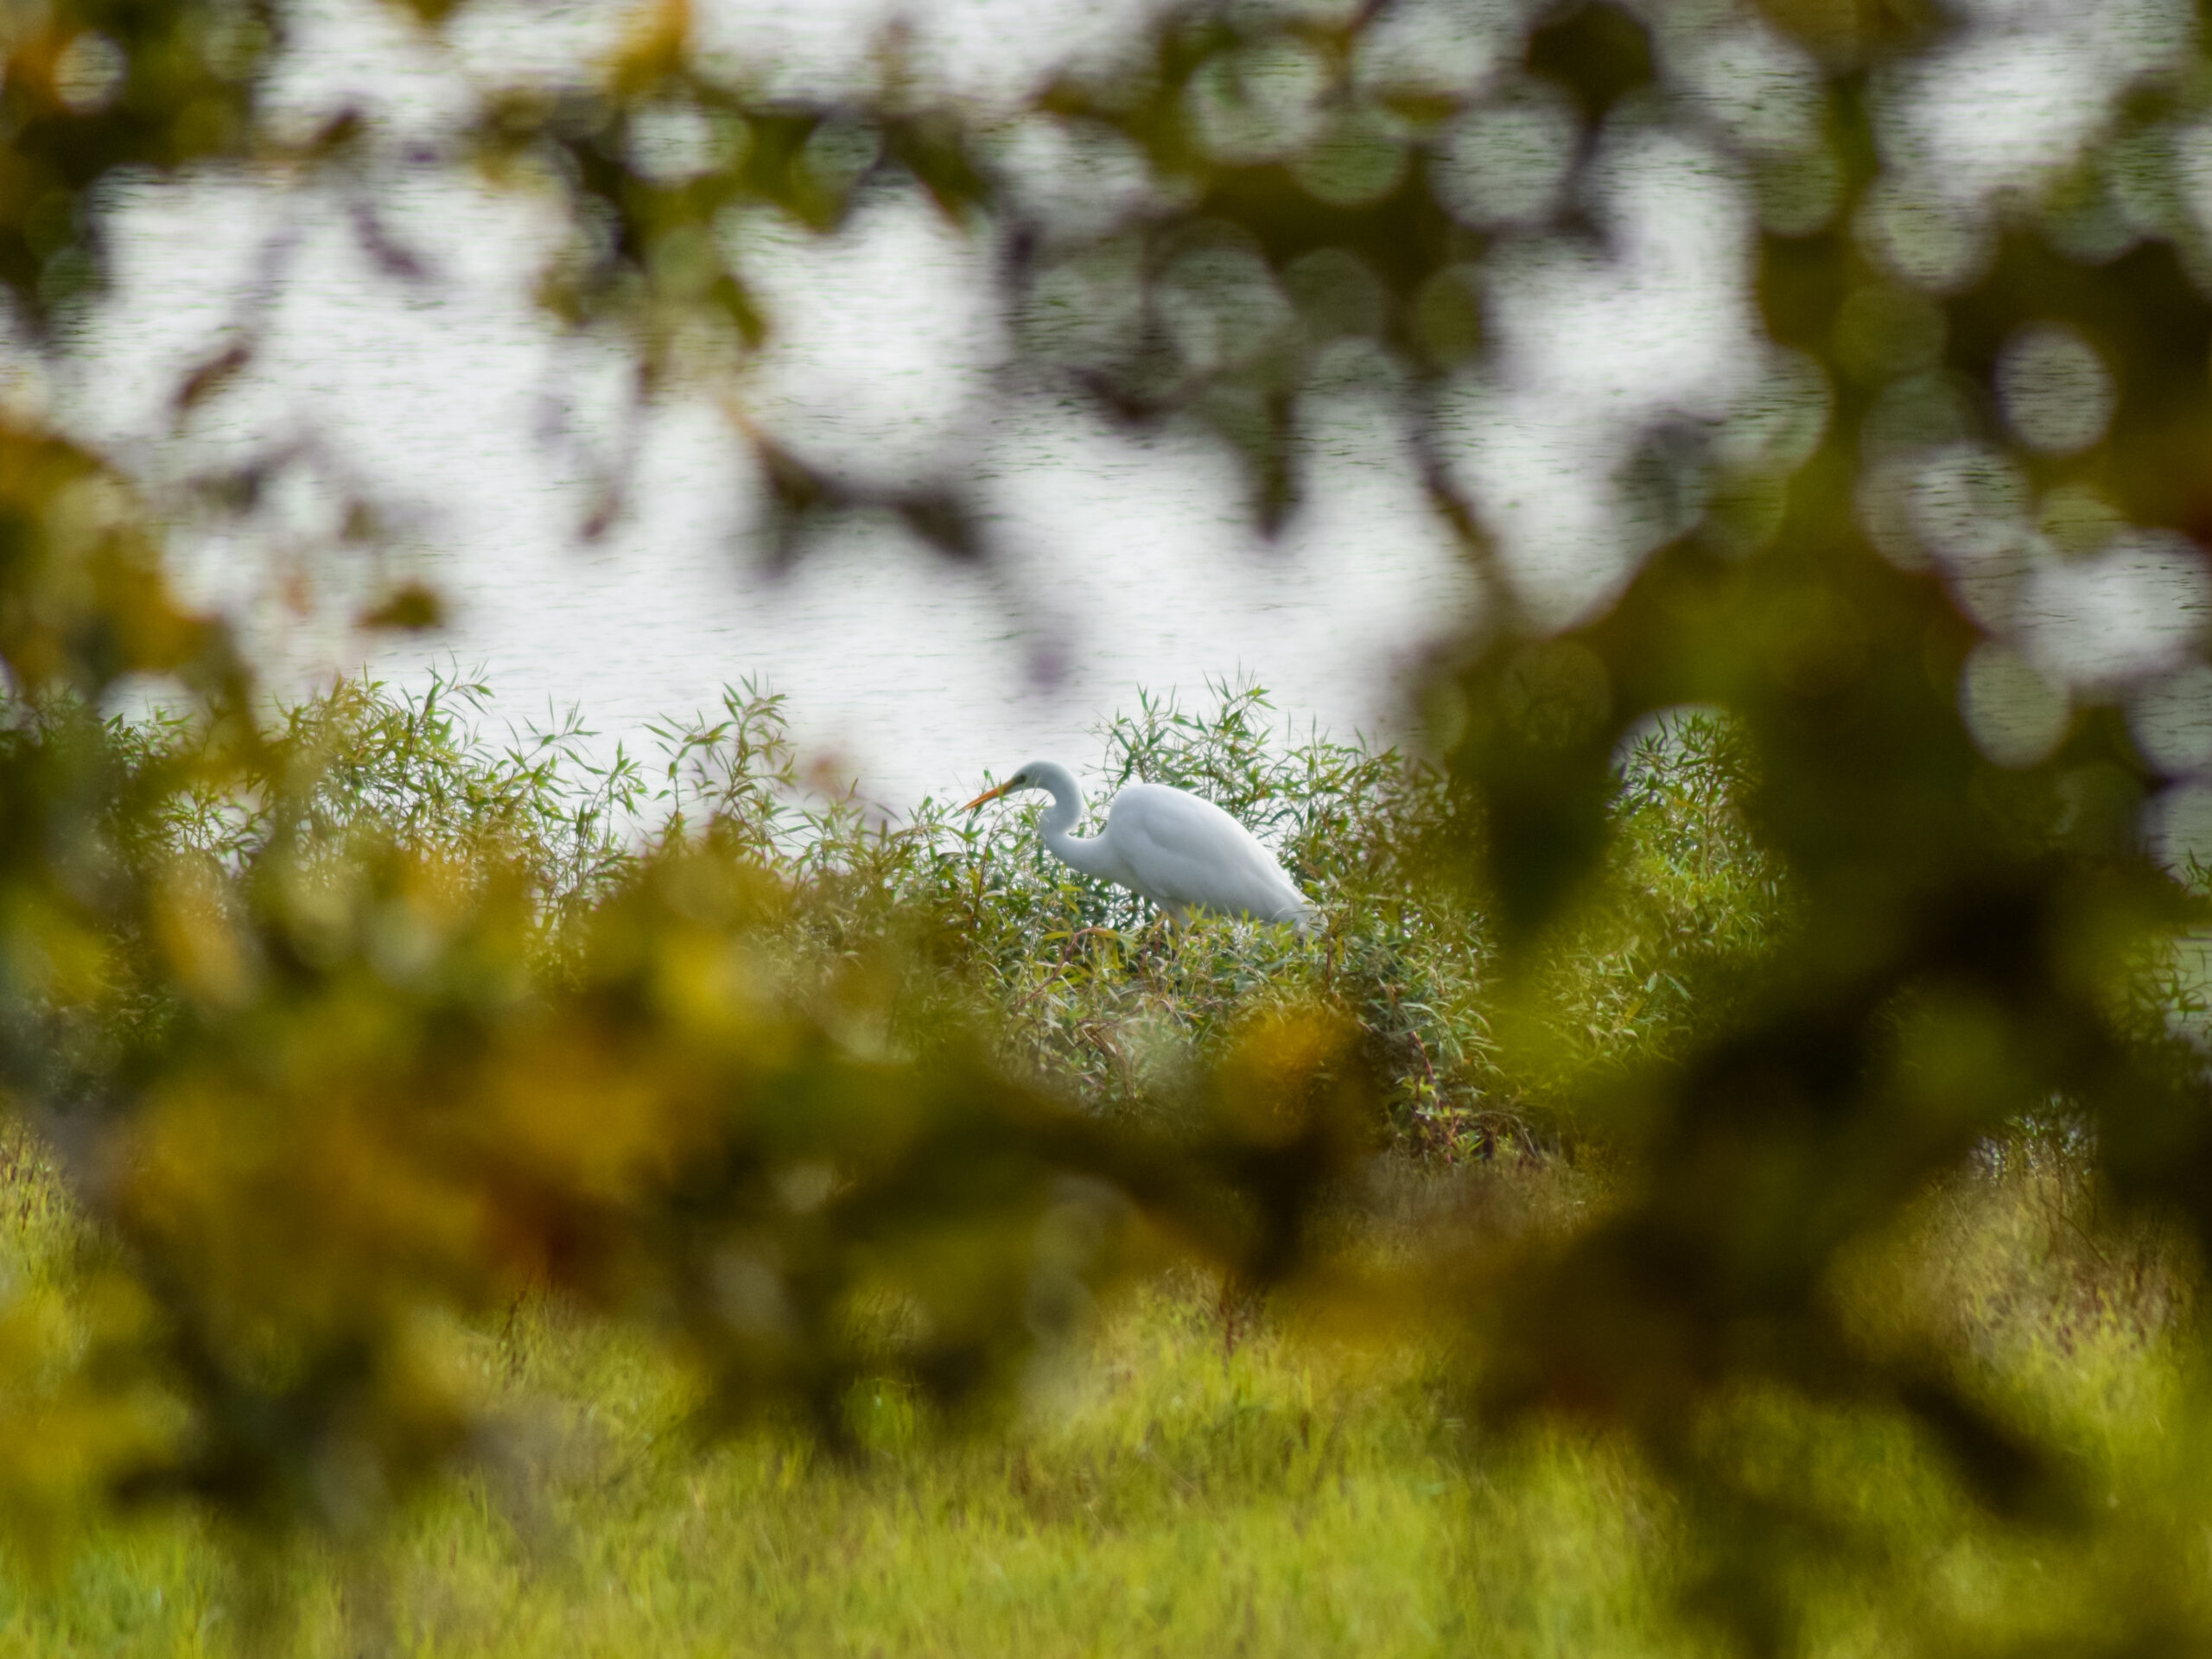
10, 0, 2212, 1650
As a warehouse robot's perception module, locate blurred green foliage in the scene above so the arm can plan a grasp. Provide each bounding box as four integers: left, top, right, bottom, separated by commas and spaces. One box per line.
0, 1124, 2198, 1657
6, 0, 2212, 1649
3, 670, 1381, 1547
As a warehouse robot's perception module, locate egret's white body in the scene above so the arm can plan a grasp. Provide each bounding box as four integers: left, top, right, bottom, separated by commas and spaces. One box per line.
964, 761, 1312, 931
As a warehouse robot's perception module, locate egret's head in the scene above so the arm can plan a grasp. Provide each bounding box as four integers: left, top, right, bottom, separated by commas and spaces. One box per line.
961, 764, 1038, 812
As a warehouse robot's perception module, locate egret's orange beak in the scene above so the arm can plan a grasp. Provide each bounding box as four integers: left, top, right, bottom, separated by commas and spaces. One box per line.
961, 781, 1013, 812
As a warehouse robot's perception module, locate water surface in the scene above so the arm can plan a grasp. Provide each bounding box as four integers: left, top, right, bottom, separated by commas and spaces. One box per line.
37, 0, 2212, 817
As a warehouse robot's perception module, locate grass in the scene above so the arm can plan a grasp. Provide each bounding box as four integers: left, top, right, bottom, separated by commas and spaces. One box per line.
3, 677, 2202, 1654
0, 1143, 1654, 1658
0, 1131, 2196, 1657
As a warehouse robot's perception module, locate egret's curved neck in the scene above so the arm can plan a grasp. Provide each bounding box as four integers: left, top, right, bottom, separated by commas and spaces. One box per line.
1028, 763, 1116, 880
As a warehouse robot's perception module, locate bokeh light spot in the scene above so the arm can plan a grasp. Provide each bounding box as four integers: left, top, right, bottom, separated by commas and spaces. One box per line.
1997, 323, 2114, 455
2127, 662, 2212, 776
1430, 83, 1580, 229
1960, 641, 2070, 768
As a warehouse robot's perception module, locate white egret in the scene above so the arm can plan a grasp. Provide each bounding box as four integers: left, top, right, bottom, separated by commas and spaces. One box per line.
963, 761, 1313, 931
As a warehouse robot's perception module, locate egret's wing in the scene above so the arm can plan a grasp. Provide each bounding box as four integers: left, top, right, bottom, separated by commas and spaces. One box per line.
1106, 786, 1310, 923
